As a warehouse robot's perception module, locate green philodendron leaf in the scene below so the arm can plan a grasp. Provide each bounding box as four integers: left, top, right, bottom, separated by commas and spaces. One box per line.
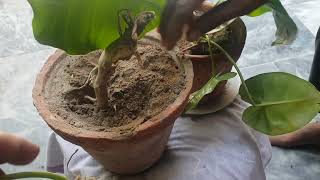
268, 0, 298, 45
239, 72, 320, 135
248, 0, 297, 45
185, 72, 237, 112
27, 0, 165, 55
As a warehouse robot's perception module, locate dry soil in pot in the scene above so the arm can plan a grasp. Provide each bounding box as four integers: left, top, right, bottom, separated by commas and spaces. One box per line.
44, 43, 186, 135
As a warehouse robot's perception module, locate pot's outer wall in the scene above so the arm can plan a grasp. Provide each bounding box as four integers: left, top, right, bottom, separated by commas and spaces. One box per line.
32, 49, 194, 174
86, 124, 174, 174
190, 18, 247, 100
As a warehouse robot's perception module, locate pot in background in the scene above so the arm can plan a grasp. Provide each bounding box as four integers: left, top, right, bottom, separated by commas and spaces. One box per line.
185, 18, 247, 102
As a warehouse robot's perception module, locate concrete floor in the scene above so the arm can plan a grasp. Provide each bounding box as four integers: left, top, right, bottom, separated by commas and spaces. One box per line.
0, 0, 319, 179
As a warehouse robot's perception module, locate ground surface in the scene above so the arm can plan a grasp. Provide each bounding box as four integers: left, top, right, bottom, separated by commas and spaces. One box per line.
0, 0, 319, 179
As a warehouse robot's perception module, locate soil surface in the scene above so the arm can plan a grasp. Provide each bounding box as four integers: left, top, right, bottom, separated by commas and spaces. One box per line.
177, 27, 233, 55
45, 43, 186, 133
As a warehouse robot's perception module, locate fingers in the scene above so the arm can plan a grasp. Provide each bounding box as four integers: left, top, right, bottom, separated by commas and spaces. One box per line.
187, 0, 268, 41
0, 169, 4, 176
159, 0, 205, 50
159, 0, 268, 49
185, 1, 213, 42
0, 132, 39, 165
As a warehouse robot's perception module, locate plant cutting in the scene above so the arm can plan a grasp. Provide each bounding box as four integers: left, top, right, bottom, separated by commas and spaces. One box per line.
179, 17, 246, 104
178, 0, 297, 103
1, 0, 319, 179
182, 0, 320, 137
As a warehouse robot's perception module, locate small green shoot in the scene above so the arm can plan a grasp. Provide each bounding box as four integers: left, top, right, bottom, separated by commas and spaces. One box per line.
185, 72, 237, 112
0, 172, 67, 180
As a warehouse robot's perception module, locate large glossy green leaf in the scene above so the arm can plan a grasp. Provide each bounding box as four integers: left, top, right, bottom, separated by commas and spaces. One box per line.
248, 0, 297, 45
28, 0, 165, 54
185, 72, 237, 112
239, 72, 320, 135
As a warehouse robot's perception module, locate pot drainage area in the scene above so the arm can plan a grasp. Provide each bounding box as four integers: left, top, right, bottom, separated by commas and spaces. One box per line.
0, 0, 320, 179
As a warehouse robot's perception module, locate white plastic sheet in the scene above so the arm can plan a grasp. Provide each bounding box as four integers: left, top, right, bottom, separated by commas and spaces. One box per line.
47, 98, 272, 180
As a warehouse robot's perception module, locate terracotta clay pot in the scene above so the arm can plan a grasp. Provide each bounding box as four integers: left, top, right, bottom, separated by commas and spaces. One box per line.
32, 50, 193, 174
186, 18, 246, 101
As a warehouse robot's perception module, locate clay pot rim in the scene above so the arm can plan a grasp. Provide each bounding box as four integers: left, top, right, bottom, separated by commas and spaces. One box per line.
183, 18, 246, 61
32, 49, 193, 143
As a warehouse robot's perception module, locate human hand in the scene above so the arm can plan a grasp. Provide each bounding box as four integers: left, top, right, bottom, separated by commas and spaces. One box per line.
0, 132, 39, 175
159, 0, 267, 50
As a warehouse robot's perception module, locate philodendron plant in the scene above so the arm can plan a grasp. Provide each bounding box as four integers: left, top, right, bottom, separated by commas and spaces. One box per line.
2, 0, 318, 179
186, 0, 319, 136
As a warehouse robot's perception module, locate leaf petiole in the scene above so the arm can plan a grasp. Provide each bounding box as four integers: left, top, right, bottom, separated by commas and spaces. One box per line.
0, 172, 67, 180
208, 40, 256, 106
205, 35, 216, 76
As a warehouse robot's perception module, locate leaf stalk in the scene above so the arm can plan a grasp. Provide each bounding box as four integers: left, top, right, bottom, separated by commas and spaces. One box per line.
208, 40, 256, 106
0, 172, 67, 180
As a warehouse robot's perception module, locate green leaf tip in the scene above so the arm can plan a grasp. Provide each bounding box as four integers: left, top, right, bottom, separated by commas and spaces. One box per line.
185, 72, 237, 112
248, 5, 271, 17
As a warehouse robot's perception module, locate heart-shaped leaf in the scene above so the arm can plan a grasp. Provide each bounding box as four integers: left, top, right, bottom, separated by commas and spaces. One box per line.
239, 72, 320, 135
28, 0, 165, 54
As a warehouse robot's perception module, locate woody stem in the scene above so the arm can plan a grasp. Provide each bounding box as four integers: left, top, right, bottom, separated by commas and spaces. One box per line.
93, 49, 112, 109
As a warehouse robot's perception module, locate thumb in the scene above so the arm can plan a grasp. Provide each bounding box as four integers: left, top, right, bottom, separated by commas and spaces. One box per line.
0, 132, 40, 165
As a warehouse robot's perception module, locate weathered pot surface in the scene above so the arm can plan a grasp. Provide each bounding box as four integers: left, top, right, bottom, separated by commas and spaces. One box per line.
185, 18, 247, 101
32, 49, 193, 174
